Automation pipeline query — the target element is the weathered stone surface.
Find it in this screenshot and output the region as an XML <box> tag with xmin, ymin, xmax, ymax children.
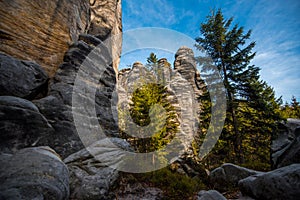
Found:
<box><xmin>239</xmin><ymin>164</ymin><xmax>300</xmax><ymax>200</ymax></box>
<box><xmin>117</xmin><ymin>183</ymin><xmax>163</xmax><ymax>200</ymax></box>
<box><xmin>64</xmin><ymin>138</ymin><xmax>132</xmax><ymax>200</ymax></box>
<box><xmin>174</xmin><ymin>46</ymin><xmax>203</xmax><ymax>99</ymax></box>
<box><xmin>34</xmin><ymin>34</ymin><xmax>119</xmax><ymax>158</ymax></box>
<box><xmin>117</xmin><ymin>47</ymin><xmax>203</xmax><ymax>160</ymax></box>
<box><xmin>0</xmin><ymin>96</ymin><xmax>54</xmax><ymax>153</ymax></box>
<box><xmin>272</xmin><ymin>118</ymin><xmax>300</xmax><ymax>168</ymax></box>
<box><xmin>0</xmin><ymin>0</ymin><xmax>90</xmax><ymax>77</ymax></box>
<box><xmin>0</xmin><ymin>53</ymin><xmax>48</xmax><ymax>99</ymax></box>
<box><xmin>209</xmin><ymin>163</ymin><xmax>262</xmax><ymax>192</ymax></box>
<box><xmin>0</xmin><ymin>146</ymin><xmax>69</xmax><ymax>200</ymax></box>
<box><xmin>89</xmin><ymin>0</ymin><xmax>122</xmax><ymax>73</ymax></box>
<box><xmin>197</xmin><ymin>190</ymin><xmax>226</xmax><ymax>200</ymax></box>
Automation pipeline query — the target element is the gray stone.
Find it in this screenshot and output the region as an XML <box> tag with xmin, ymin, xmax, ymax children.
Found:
<box><xmin>0</xmin><ymin>146</ymin><xmax>69</xmax><ymax>200</ymax></box>
<box><xmin>117</xmin><ymin>183</ymin><xmax>163</xmax><ymax>200</ymax></box>
<box><xmin>197</xmin><ymin>190</ymin><xmax>226</xmax><ymax>200</ymax></box>
<box><xmin>0</xmin><ymin>53</ymin><xmax>48</xmax><ymax>100</ymax></box>
<box><xmin>0</xmin><ymin>96</ymin><xmax>54</xmax><ymax>153</ymax></box>
<box><xmin>239</xmin><ymin>164</ymin><xmax>300</xmax><ymax>200</ymax></box>
<box><xmin>209</xmin><ymin>163</ymin><xmax>262</xmax><ymax>192</ymax></box>
<box><xmin>34</xmin><ymin>34</ymin><xmax>119</xmax><ymax>158</ymax></box>
<box><xmin>64</xmin><ymin>138</ymin><xmax>132</xmax><ymax>200</ymax></box>
<box><xmin>272</xmin><ymin>118</ymin><xmax>300</xmax><ymax>168</ymax></box>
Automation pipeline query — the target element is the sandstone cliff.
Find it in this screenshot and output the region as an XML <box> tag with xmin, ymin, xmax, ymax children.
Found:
<box><xmin>117</xmin><ymin>47</ymin><xmax>203</xmax><ymax>159</ymax></box>
<box><xmin>0</xmin><ymin>0</ymin><xmax>121</xmax><ymax>77</ymax></box>
<box><xmin>0</xmin><ymin>1</ymin><xmax>125</xmax><ymax>199</ymax></box>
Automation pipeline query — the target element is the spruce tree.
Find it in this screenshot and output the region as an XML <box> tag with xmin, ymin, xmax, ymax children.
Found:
<box><xmin>195</xmin><ymin>9</ymin><xmax>283</xmax><ymax>168</ymax></box>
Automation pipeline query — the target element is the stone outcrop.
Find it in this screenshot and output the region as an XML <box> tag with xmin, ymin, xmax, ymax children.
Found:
<box><xmin>209</xmin><ymin>163</ymin><xmax>262</xmax><ymax>192</ymax></box>
<box><xmin>89</xmin><ymin>0</ymin><xmax>122</xmax><ymax>73</ymax></box>
<box><xmin>34</xmin><ymin>34</ymin><xmax>118</xmax><ymax>158</ymax></box>
<box><xmin>116</xmin><ymin>183</ymin><xmax>163</xmax><ymax>200</ymax></box>
<box><xmin>0</xmin><ymin>146</ymin><xmax>69</xmax><ymax>200</ymax></box>
<box><xmin>197</xmin><ymin>190</ymin><xmax>226</xmax><ymax>200</ymax></box>
<box><xmin>117</xmin><ymin>47</ymin><xmax>202</xmax><ymax>159</ymax></box>
<box><xmin>271</xmin><ymin>118</ymin><xmax>300</xmax><ymax>168</ymax></box>
<box><xmin>0</xmin><ymin>0</ymin><xmax>122</xmax><ymax>76</ymax></box>
<box><xmin>0</xmin><ymin>0</ymin><xmax>123</xmax><ymax>199</ymax></box>
<box><xmin>0</xmin><ymin>53</ymin><xmax>48</xmax><ymax>99</ymax></box>
<box><xmin>0</xmin><ymin>0</ymin><xmax>90</xmax><ymax>77</ymax></box>
<box><xmin>239</xmin><ymin>164</ymin><xmax>300</xmax><ymax>200</ymax></box>
<box><xmin>0</xmin><ymin>96</ymin><xmax>54</xmax><ymax>153</ymax></box>
<box><xmin>64</xmin><ymin>138</ymin><xmax>131</xmax><ymax>199</ymax></box>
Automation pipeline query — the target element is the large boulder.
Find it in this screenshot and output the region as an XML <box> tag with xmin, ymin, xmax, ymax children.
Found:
<box><xmin>239</xmin><ymin>164</ymin><xmax>300</xmax><ymax>200</ymax></box>
<box><xmin>0</xmin><ymin>146</ymin><xmax>69</xmax><ymax>200</ymax></box>
<box><xmin>64</xmin><ymin>138</ymin><xmax>132</xmax><ymax>200</ymax></box>
<box><xmin>272</xmin><ymin>118</ymin><xmax>300</xmax><ymax>168</ymax></box>
<box><xmin>209</xmin><ymin>163</ymin><xmax>262</xmax><ymax>192</ymax></box>
<box><xmin>0</xmin><ymin>96</ymin><xmax>54</xmax><ymax>153</ymax></box>
<box><xmin>197</xmin><ymin>190</ymin><xmax>226</xmax><ymax>200</ymax></box>
<box><xmin>0</xmin><ymin>53</ymin><xmax>48</xmax><ymax>99</ymax></box>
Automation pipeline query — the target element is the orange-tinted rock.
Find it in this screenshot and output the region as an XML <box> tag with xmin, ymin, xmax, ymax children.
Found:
<box><xmin>0</xmin><ymin>0</ymin><xmax>90</xmax><ymax>77</ymax></box>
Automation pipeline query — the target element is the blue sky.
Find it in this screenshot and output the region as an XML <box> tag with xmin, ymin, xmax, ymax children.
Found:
<box><xmin>119</xmin><ymin>0</ymin><xmax>300</xmax><ymax>103</ymax></box>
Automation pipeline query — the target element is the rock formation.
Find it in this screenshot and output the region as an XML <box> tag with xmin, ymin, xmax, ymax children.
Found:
<box><xmin>271</xmin><ymin>118</ymin><xmax>300</xmax><ymax>168</ymax></box>
<box><xmin>239</xmin><ymin>164</ymin><xmax>300</xmax><ymax>200</ymax></box>
<box><xmin>0</xmin><ymin>1</ymin><xmax>124</xmax><ymax>199</ymax></box>
<box><xmin>0</xmin><ymin>0</ymin><xmax>121</xmax><ymax>76</ymax></box>
<box><xmin>197</xmin><ymin>190</ymin><xmax>227</xmax><ymax>200</ymax></box>
<box><xmin>0</xmin><ymin>96</ymin><xmax>55</xmax><ymax>153</ymax></box>
<box><xmin>0</xmin><ymin>146</ymin><xmax>69</xmax><ymax>200</ymax></box>
<box><xmin>117</xmin><ymin>47</ymin><xmax>203</xmax><ymax>160</ymax></box>
<box><xmin>0</xmin><ymin>53</ymin><xmax>48</xmax><ymax>99</ymax></box>
<box><xmin>209</xmin><ymin>163</ymin><xmax>262</xmax><ymax>192</ymax></box>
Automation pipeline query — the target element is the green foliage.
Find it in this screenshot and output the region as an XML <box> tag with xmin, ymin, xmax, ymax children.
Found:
<box><xmin>195</xmin><ymin>9</ymin><xmax>283</xmax><ymax>170</ymax></box>
<box><xmin>146</xmin><ymin>52</ymin><xmax>158</xmax><ymax>71</ymax></box>
<box><xmin>122</xmin><ymin>82</ymin><xmax>178</xmax><ymax>153</ymax></box>
<box><xmin>280</xmin><ymin>96</ymin><xmax>300</xmax><ymax>119</ymax></box>
<box><xmin>132</xmin><ymin>167</ymin><xmax>207</xmax><ymax>199</ymax></box>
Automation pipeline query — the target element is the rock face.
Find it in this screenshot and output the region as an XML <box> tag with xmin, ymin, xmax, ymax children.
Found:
<box><xmin>89</xmin><ymin>0</ymin><xmax>122</xmax><ymax>73</ymax></box>
<box><xmin>209</xmin><ymin>163</ymin><xmax>262</xmax><ymax>192</ymax></box>
<box><xmin>64</xmin><ymin>138</ymin><xmax>132</xmax><ymax>200</ymax></box>
<box><xmin>0</xmin><ymin>0</ymin><xmax>123</xmax><ymax>199</ymax></box>
<box><xmin>239</xmin><ymin>164</ymin><xmax>300</xmax><ymax>200</ymax></box>
<box><xmin>0</xmin><ymin>0</ymin><xmax>90</xmax><ymax>77</ymax></box>
<box><xmin>117</xmin><ymin>47</ymin><xmax>202</xmax><ymax>158</ymax></box>
<box><xmin>0</xmin><ymin>0</ymin><xmax>122</xmax><ymax>76</ymax></box>
<box><xmin>0</xmin><ymin>96</ymin><xmax>54</xmax><ymax>153</ymax></box>
<box><xmin>0</xmin><ymin>53</ymin><xmax>48</xmax><ymax>100</ymax></box>
<box><xmin>197</xmin><ymin>190</ymin><xmax>226</xmax><ymax>200</ymax></box>
<box><xmin>271</xmin><ymin>118</ymin><xmax>300</xmax><ymax>168</ymax></box>
<box><xmin>0</xmin><ymin>146</ymin><xmax>69</xmax><ymax>200</ymax></box>
<box><xmin>34</xmin><ymin>34</ymin><xmax>119</xmax><ymax>158</ymax></box>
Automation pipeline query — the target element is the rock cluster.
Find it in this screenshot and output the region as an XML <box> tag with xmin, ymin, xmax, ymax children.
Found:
<box><xmin>0</xmin><ymin>147</ymin><xmax>69</xmax><ymax>200</ymax></box>
<box><xmin>271</xmin><ymin>118</ymin><xmax>300</xmax><ymax>168</ymax></box>
<box><xmin>0</xmin><ymin>1</ymin><xmax>124</xmax><ymax>199</ymax></box>
<box><xmin>117</xmin><ymin>47</ymin><xmax>203</xmax><ymax>158</ymax></box>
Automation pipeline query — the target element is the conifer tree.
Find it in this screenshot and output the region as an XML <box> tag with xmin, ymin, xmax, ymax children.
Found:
<box><xmin>127</xmin><ymin>83</ymin><xmax>178</xmax><ymax>153</ymax></box>
<box><xmin>195</xmin><ymin>9</ymin><xmax>283</xmax><ymax>168</ymax></box>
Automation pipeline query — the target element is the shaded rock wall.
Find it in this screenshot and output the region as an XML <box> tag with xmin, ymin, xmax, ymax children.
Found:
<box><xmin>271</xmin><ymin>118</ymin><xmax>300</xmax><ymax>168</ymax></box>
